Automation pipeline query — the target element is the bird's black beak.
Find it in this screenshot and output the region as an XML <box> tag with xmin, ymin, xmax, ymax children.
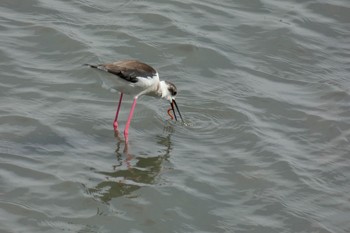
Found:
<box><xmin>170</xmin><ymin>99</ymin><xmax>184</xmax><ymax>122</ymax></box>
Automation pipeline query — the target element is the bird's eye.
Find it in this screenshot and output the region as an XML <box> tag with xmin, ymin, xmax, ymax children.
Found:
<box><xmin>173</xmin><ymin>91</ymin><xmax>177</xmax><ymax>96</ymax></box>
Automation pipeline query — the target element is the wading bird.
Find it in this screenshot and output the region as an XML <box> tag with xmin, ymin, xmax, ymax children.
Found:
<box><xmin>85</xmin><ymin>60</ymin><xmax>183</xmax><ymax>142</ymax></box>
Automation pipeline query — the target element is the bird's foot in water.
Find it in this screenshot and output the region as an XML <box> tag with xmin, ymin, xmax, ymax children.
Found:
<box><xmin>113</xmin><ymin>121</ymin><xmax>118</xmax><ymax>131</ymax></box>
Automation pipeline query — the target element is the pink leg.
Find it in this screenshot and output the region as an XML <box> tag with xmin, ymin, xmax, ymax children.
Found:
<box><xmin>124</xmin><ymin>97</ymin><xmax>138</xmax><ymax>142</ymax></box>
<box><xmin>113</xmin><ymin>93</ymin><xmax>123</xmax><ymax>131</ymax></box>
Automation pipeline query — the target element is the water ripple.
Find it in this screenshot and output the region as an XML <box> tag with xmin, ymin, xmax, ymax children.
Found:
<box><xmin>1</xmin><ymin>0</ymin><xmax>350</xmax><ymax>232</ymax></box>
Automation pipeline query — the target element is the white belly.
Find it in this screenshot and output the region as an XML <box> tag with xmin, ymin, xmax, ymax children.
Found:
<box><xmin>100</xmin><ymin>72</ymin><xmax>159</xmax><ymax>97</ymax></box>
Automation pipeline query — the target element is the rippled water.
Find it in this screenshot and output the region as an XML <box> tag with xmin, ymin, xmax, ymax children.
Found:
<box><xmin>1</xmin><ymin>0</ymin><xmax>350</xmax><ymax>232</ymax></box>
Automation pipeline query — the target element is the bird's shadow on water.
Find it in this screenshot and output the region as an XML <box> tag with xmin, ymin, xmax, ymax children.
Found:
<box><xmin>86</xmin><ymin>127</ymin><xmax>174</xmax><ymax>203</ymax></box>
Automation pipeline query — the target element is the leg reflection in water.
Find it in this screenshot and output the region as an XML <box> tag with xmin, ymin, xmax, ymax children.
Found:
<box><xmin>87</xmin><ymin>128</ymin><xmax>174</xmax><ymax>203</ymax></box>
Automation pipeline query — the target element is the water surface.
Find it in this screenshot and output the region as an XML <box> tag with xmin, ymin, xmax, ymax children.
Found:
<box><xmin>1</xmin><ymin>0</ymin><xmax>350</xmax><ymax>232</ymax></box>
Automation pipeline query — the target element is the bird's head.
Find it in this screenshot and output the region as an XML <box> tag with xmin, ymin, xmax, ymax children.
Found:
<box><xmin>159</xmin><ymin>81</ymin><xmax>184</xmax><ymax>122</ymax></box>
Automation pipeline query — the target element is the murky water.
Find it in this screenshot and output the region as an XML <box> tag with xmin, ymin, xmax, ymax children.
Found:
<box><xmin>1</xmin><ymin>0</ymin><xmax>350</xmax><ymax>232</ymax></box>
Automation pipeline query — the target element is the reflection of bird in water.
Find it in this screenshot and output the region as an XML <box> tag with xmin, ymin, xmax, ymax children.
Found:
<box><xmin>87</xmin><ymin>134</ymin><xmax>173</xmax><ymax>203</ymax></box>
<box><xmin>85</xmin><ymin>60</ymin><xmax>184</xmax><ymax>142</ymax></box>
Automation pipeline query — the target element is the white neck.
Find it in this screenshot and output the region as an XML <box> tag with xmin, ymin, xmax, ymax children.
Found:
<box><xmin>157</xmin><ymin>81</ymin><xmax>168</xmax><ymax>98</ymax></box>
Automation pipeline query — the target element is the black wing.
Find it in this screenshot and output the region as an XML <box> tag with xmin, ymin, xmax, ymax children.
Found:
<box><xmin>86</xmin><ymin>60</ymin><xmax>157</xmax><ymax>83</ymax></box>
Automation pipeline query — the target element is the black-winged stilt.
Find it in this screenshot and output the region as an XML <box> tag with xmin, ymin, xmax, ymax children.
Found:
<box><xmin>85</xmin><ymin>60</ymin><xmax>183</xmax><ymax>142</ymax></box>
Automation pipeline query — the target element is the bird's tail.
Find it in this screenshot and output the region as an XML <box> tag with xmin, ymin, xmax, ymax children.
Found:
<box><xmin>83</xmin><ymin>64</ymin><xmax>98</xmax><ymax>69</ymax></box>
<box><xmin>84</xmin><ymin>64</ymin><xmax>109</xmax><ymax>73</ymax></box>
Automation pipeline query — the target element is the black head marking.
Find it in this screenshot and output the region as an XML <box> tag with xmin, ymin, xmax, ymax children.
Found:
<box><xmin>165</xmin><ymin>81</ymin><xmax>178</xmax><ymax>96</ymax></box>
